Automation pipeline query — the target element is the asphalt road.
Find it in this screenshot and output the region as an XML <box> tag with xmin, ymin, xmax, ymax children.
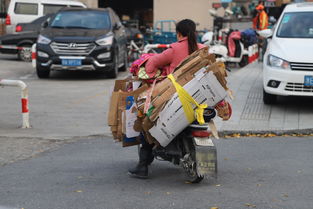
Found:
<box><xmin>0</xmin><ymin>136</ymin><xmax>313</xmax><ymax>209</ymax></box>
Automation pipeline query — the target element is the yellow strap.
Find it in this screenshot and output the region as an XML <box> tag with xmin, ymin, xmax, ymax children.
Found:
<box><xmin>167</xmin><ymin>74</ymin><xmax>207</xmax><ymax>124</ymax></box>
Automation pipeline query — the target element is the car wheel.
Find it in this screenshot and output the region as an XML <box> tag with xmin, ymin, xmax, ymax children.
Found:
<box><xmin>18</xmin><ymin>45</ymin><xmax>32</xmax><ymax>62</ymax></box>
<box><xmin>263</xmin><ymin>89</ymin><xmax>277</xmax><ymax>104</ymax></box>
<box><xmin>36</xmin><ymin>63</ymin><xmax>50</xmax><ymax>79</ymax></box>
<box><xmin>119</xmin><ymin>51</ymin><xmax>128</xmax><ymax>72</ymax></box>
<box><xmin>108</xmin><ymin>51</ymin><xmax>119</xmax><ymax>78</ymax></box>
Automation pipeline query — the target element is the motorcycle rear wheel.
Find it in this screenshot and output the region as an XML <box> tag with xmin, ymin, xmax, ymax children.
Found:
<box><xmin>183</xmin><ymin>153</ymin><xmax>204</xmax><ymax>184</ymax></box>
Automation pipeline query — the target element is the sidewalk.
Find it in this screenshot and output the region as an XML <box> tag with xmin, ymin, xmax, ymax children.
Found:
<box><xmin>216</xmin><ymin>61</ymin><xmax>313</xmax><ymax>135</ymax></box>
<box><xmin>1</xmin><ymin>61</ymin><xmax>312</xmax><ymax>140</ymax></box>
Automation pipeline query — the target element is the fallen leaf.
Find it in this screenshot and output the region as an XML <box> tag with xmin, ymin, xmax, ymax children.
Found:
<box><xmin>257</xmin><ymin>184</ymin><xmax>262</xmax><ymax>187</ymax></box>
<box><xmin>224</xmin><ymin>158</ymin><xmax>229</xmax><ymax>160</ymax></box>
<box><xmin>74</xmin><ymin>190</ymin><xmax>83</xmax><ymax>193</ymax></box>
<box><xmin>215</xmin><ymin>184</ymin><xmax>221</xmax><ymax>187</ymax></box>
<box><xmin>211</xmin><ymin>207</ymin><xmax>219</xmax><ymax>209</ymax></box>
<box><xmin>185</xmin><ymin>181</ymin><xmax>192</xmax><ymax>184</ymax></box>
<box><xmin>244</xmin><ymin>203</ymin><xmax>256</xmax><ymax>208</ymax></box>
<box><xmin>144</xmin><ymin>191</ymin><xmax>151</xmax><ymax>195</ymax></box>
<box><xmin>166</xmin><ymin>192</ymin><xmax>171</xmax><ymax>195</ymax></box>
<box><xmin>282</xmin><ymin>193</ymin><xmax>288</xmax><ymax>197</ymax></box>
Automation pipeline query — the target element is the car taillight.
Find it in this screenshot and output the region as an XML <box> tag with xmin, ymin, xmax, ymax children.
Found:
<box><xmin>16</xmin><ymin>25</ymin><xmax>22</xmax><ymax>32</ymax></box>
<box><xmin>5</xmin><ymin>14</ymin><xmax>11</xmax><ymax>25</ymax></box>
<box><xmin>192</xmin><ymin>131</ymin><xmax>211</xmax><ymax>137</ymax></box>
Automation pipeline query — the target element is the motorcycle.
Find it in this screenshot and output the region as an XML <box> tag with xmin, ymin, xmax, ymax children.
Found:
<box><xmin>148</xmin><ymin>107</ymin><xmax>218</xmax><ymax>183</ymax></box>
<box><xmin>203</xmin><ymin>9</ymin><xmax>250</xmax><ymax>68</ymax></box>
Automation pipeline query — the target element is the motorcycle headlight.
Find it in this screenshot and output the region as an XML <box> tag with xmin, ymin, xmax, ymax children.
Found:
<box><xmin>268</xmin><ymin>54</ymin><xmax>290</xmax><ymax>69</ymax></box>
<box><xmin>96</xmin><ymin>34</ymin><xmax>114</xmax><ymax>46</ymax></box>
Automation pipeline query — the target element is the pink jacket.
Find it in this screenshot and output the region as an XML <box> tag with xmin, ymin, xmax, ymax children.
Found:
<box><xmin>145</xmin><ymin>37</ymin><xmax>205</xmax><ymax>77</ymax></box>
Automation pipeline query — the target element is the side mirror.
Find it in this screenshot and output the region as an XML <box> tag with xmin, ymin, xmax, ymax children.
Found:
<box><xmin>0</xmin><ymin>12</ymin><xmax>7</xmax><ymax>19</ymax></box>
<box><xmin>257</xmin><ymin>29</ymin><xmax>273</xmax><ymax>39</ymax></box>
<box><xmin>114</xmin><ymin>23</ymin><xmax>122</xmax><ymax>30</ymax></box>
<box><xmin>42</xmin><ymin>21</ymin><xmax>49</xmax><ymax>28</ymax></box>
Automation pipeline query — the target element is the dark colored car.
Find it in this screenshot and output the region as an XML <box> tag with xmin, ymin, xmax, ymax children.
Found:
<box><xmin>15</xmin><ymin>14</ymin><xmax>54</xmax><ymax>33</ymax></box>
<box><xmin>36</xmin><ymin>8</ymin><xmax>128</xmax><ymax>78</ymax></box>
<box><xmin>0</xmin><ymin>14</ymin><xmax>53</xmax><ymax>62</ymax></box>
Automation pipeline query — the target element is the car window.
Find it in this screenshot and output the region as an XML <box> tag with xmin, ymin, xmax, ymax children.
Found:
<box><xmin>14</xmin><ymin>3</ymin><xmax>38</xmax><ymax>15</ymax></box>
<box><xmin>277</xmin><ymin>12</ymin><xmax>313</xmax><ymax>38</ymax></box>
<box><xmin>50</xmin><ymin>11</ymin><xmax>111</xmax><ymax>29</ymax></box>
<box><xmin>43</xmin><ymin>4</ymin><xmax>66</xmax><ymax>15</ymax></box>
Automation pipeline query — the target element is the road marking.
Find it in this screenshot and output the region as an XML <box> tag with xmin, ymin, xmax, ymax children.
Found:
<box><xmin>19</xmin><ymin>73</ymin><xmax>35</xmax><ymax>80</ymax></box>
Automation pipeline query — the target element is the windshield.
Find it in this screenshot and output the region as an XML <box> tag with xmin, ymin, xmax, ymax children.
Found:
<box><xmin>277</xmin><ymin>12</ymin><xmax>313</xmax><ymax>38</ymax></box>
<box><xmin>50</xmin><ymin>10</ymin><xmax>111</xmax><ymax>29</ymax></box>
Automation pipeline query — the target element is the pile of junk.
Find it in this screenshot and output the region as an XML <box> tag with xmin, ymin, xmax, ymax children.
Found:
<box><xmin>107</xmin><ymin>47</ymin><xmax>233</xmax><ymax>183</ymax></box>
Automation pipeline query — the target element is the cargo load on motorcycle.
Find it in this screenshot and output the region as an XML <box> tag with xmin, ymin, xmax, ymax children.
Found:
<box><xmin>107</xmin><ymin>47</ymin><xmax>233</xmax><ymax>182</ymax></box>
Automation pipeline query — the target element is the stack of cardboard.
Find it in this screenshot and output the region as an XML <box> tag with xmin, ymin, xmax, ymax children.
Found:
<box><xmin>107</xmin><ymin>47</ymin><xmax>230</xmax><ymax>147</ymax></box>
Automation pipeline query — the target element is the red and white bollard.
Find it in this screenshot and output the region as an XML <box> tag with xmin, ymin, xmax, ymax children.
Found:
<box><xmin>32</xmin><ymin>43</ymin><xmax>37</xmax><ymax>68</ymax></box>
<box><xmin>248</xmin><ymin>44</ymin><xmax>259</xmax><ymax>63</ymax></box>
<box><xmin>0</xmin><ymin>79</ymin><xmax>30</xmax><ymax>128</ymax></box>
<box><xmin>143</xmin><ymin>44</ymin><xmax>170</xmax><ymax>53</ymax></box>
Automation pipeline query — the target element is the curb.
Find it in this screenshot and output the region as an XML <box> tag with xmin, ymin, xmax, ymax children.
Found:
<box><xmin>218</xmin><ymin>128</ymin><xmax>313</xmax><ymax>138</ymax></box>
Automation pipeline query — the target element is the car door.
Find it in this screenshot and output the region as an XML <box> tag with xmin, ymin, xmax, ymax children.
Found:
<box><xmin>111</xmin><ymin>11</ymin><xmax>127</xmax><ymax>65</ymax></box>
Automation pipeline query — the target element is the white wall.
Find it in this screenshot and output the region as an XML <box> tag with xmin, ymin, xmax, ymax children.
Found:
<box><xmin>78</xmin><ymin>0</ymin><xmax>98</xmax><ymax>8</ymax></box>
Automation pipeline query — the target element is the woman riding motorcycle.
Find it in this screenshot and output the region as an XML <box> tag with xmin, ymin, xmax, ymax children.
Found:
<box><xmin>128</xmin><ymin>19</ymin><xmax>206</xmax><ymax>179</ymax></box>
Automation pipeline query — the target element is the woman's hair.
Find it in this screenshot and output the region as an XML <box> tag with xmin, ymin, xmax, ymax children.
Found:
<box><xmin>176</xmin><ymin>19</ymin><xmax>198</xmax><ymax>55</ymax></box>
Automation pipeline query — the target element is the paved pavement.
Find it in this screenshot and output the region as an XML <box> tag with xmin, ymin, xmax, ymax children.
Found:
<box><xmin>1</xmin><ymin>136</ymin><xmax>313</xmax><ymax>209</ymax></box>
<box><xmin>215</xmin><ymin>61</ymin><xmax>313</xmax><ymax>135</ymax></box>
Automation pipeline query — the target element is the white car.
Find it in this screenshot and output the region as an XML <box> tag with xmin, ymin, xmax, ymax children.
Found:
<box><xmin>263</xmin><ymin>2</ymin><xmax>313</xmax><ymax>104</ymax></box>
<box><xmin>4</xmin><ymin>0</ymin><xmax>86</xmax><ymax>34</ymax></box>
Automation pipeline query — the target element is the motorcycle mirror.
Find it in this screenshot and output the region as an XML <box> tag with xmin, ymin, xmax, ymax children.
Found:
<box><xmin>257</xmin><ymin>29</ymin><xmax>273</xmax><ymax>39</ymax></box>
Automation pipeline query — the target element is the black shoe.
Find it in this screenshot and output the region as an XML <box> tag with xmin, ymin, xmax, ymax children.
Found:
<box><xmin>128</xmin><ymin>164</ymin><xmax>148</xmax><ymax>179</ymax></box>
<box><xmin>128</xmin><ymin>146</ymin><xmax>152</xmax><ymax>179</ymax></box>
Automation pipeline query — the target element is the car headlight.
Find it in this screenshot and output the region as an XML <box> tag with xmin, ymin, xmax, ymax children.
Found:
<box><xmin>96</xmin><ymin>34</ymin><xmax>114</xmax><ymax>46</ymax></box>
<box><xmin>268</xmin><ymin>54</ymin><xmax>290</xmax><ymax>69</ymax></box>
<box><xmin>37</xmin><ymin>35</ymin><xmax>51</xmax><ymax>45</ymax></box>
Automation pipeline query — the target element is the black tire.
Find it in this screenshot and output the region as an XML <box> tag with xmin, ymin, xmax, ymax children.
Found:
<box><xmin>263</xmin><ymin>89</ymin><xmax>277</xmax><ymax>104</ymax></box>
<box><xmin>18</xmin><ymin>45</ymin><xmax>32</xmax><ymax>62</ymax></box>
<box><xmin>108</xmin><ymin>51</ymin><xmax>119</xmax><ymax>78</ymax></box>
<box><xmin>239</xmin><ymin>55</ymin><xmax>249</xmax><ymax>68</ymax></box>
<box><xmin>119</xmin><ymin>50</ymin><xmax>128</xmax><ymax>72</ymax></box>
<box><xmin>188</xmin><ymin>176</ymin><xmax>204</xmax><ymax>184</ymax></box>
<box><xmin>36</xmin><ymin>63</ymin><xmax>50</xmax><ymax>79</ymax></box>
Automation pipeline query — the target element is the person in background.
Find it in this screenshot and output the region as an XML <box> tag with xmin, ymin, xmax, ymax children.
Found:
<box><xmin>256</xmin><ymin>3</ymin><xmax>269</xmax><ymax>30</ymax></box>
<box><xmin>128</xmin><ymin>19</ymin><xmax>205</xmax><ymax>179</ymax></box>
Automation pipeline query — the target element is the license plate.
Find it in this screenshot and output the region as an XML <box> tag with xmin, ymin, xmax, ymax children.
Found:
<box><xmin>304</xmin><ymin>75</ymin><xmax>313</xmax><ymax>86</ymax></box>
<box><xmin>61</xmin><ymin>59</ymin><xmax>81</xmax><ymax>66</ymax></box>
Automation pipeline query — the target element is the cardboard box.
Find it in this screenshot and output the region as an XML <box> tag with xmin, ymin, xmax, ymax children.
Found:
<box><xmin>149</xmin><ymin>70</ymin><xmax>227</xmax><ymax>147</ymax></box>
<box><xmin>107</xmin><ymin>79</ymin><xmax>148</xmax><ymax>142</ymax></box>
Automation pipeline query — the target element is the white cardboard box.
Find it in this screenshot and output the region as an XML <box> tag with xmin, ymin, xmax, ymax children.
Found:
<box><xmin>149</xmin><ymin>69</ymin><xmax>227</xmax><ymax>147</ymax></box>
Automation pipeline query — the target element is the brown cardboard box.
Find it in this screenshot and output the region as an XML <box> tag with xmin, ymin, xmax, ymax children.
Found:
<box><xmin>107</xmin><ymin>79</ymin><xmax>148</xmax><ymax>143</ymax></box>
